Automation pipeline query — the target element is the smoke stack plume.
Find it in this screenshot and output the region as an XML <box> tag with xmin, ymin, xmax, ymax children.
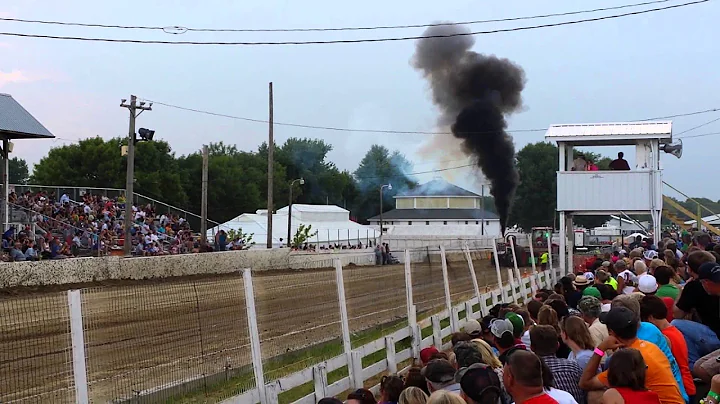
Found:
<box><xmin>412</xmin><ymin>23</ymin><xmax>525</xmax><ymax>233</ymax></box>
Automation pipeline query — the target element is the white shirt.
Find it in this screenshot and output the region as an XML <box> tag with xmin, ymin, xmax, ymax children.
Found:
<box><xmin>547</xmin><ymin>388</ymin><xmax>578</xmax><ymax>404</ymax></box>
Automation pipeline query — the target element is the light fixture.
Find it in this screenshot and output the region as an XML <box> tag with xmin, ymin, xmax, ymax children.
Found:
<box><xmin>138</xmin><ymin>128</ymin><xmax>155</xmax><ymax>141</ymax></box>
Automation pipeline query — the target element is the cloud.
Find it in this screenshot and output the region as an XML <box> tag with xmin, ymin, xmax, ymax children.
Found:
<box><xmin>0</xmin><ymin>69</ymin><xmax>54</xmax><ymax>88</ymax></box>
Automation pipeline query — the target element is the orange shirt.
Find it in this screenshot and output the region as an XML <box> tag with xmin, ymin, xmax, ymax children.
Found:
<box><xmin>598</xmin><ymin>339</ymin><xmax>684</xmax><ymax>404</ymax></box>
<box><xmin>662</xmin><ymin>325</ymin><xmax>696</xmax><ymax>396</ymax></box>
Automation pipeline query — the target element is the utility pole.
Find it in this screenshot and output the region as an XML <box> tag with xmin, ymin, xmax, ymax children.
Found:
<box><xmin>480</xmin><ymin>184</ymin><xmax>485</xmax><ymax>236</ymax></box>
<box><xmin>120</xmin><ymin>95</ymin><xmax>152</xmax><ymax>256</ymax></box>
<box><xmin>201</xmin><ymin>144</ymin><xmax>209</xmax><ymax>245</ymax></box>
<box><xmin>267</xmin><ymin>82</ymin><xmax>274</xmax><ymax>249</ymax></box>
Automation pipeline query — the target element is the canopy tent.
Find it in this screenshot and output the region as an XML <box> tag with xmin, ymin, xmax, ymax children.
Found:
<box><xmin>207</xmin><ymin>204</ymin><xmax>380</xmax><ymax>249</ymax></box>
<box><xmin>0</xmin><ymin>93</ymin><xmax>55</xmax><ymax>230</ymax></box>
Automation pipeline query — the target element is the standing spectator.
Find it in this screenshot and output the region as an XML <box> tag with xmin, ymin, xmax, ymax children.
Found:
<box><xmin>492</xmin><ymin>318</ymin><xmax>526</xmax><ymax>364</ymax></box>
<box><xmin>561</xmin><ymin>316</ymin><xmax>596</xmax><ymax>371</ymax></box>
<box><xmin>455</xmin><ymin>363</ymin><xmax>503</xmax><ymax>404</ymax></box>
<box><xmin>347</xmin><ymin>388</ymin><xmax>378</xmax><ymax>404</ymax></box>
<box><xmin>639</xmin><ymin>295</ymin><xmax>696</xmax><ymax>398</ymax></box>
<box><xmin>379</xmin><ymin>375</ymin><xmax>404</xmax><ymax>404</ymax></box>
<box><xmin>426</xmin><ymin>391</ymin><xmax>465</xmax><ymax>404</ymax></box>
<box><xmin>579</xmin><ymin>307</ymin><xmax>684</xmax><ymax>404</ymax></box>
<box><xmin>609</xmin><ymin>152</ymin><xmax>631</xmax><ymax>170</ymax></box>
<box><xmin>601</xmin><ymin>348</ymin><xmax>660</xmax><ymax>404</ymax></box>
<box><xmin>375</xmin><ymin>244</ymin><xmax>383</xmax><ymax>265</ymax></box>
<box><xmin>654</xmin><ymin>266</ymin><xmax>680</xmax><ymax>300</ymax></box>
<box><xmin>672</xmin><ymin>251</ymin><xmax>720</xmax><ymax>369</ymax></box>
<box><xmin>503</xmin><ymin>350</ymin><xmax>560</xmax><ymax>404</ymax></box>
<box><xmin>689</xmin><ymin>261</ymin><xmax>720</xmax><ymax>383</ymax></box>
<box><xmin>399</xmin><ymin>387</ymin><xmax>428</xmax><ymax>404</ymax></box>
<box><xmin>530</xmin><ymin>325</ymin><xmax>585</xmax><ymax>404</ymax></box>
<box><xmin>637</xmin><ymin>275</ymin><xmax>658</xmax><ymax>295</ymax></box>
<box><xmin>537</xmin><ymin>305</ymin><xmax>571</xmax><ymax>359</ymax></box>
<box><xmin>423</xmin><ymin>359</ymin><xmax>461</xmax><ymax>394</ymax></box>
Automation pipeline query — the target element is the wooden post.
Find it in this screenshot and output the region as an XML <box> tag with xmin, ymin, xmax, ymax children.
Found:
<box><xmin>431</xmin><ymin>315</ymin><xmax>442</xmax><ymax>348</ymax></box>
<box><xmin>491</xmin><ymin>239</ymin><xmax>505</xmax><ymax>303</ymax></box>
<box><xmin>385</xmin><ymin>336</ymin><xmax>397</xmax><ymax>374</ymax></box>
<box><xmin>463</xmin><ymin>243</ymin><xmax>481</xmax><ymax>312</ymax></box>
<box><xmin>509</xmin><ymin>237</ymin><xmax>528</xmax><ymax>303</ymax></box>
<box><xmin>266</xmin><ymin>82</ymin><xmax>274</xmax><ymax>249</ymax></box>
<box><xmin>404</xmin><ymin>249</ymin><xmax>419</xmax><ymax>360</ymax></box>
<box><xmin>527</xmin><ymin>234</ymin><xmax>539</xmax><ymax>294</ymax></box>
<box><xmin>547</xmin><ymin>233</ymin><xmax>555</xmax><ymax>287</ymax></box>
<box><xmin>439</xmin><ymin>246</ymin><xmax>454</xmax><ymax>332</ymax></box>
<box><xmin>200</xmin><ymin>144</ymin><xmax>209</xmax><ymax>244</ymax></box>
<box><xmin>313</xmin><ymin>363</ymin><xmax>328</xmax><ymax>401</ymax></box>
<box><xmin>68</xmin><ymin>290</ymin><xmax>89</xmax><ymax>404</ymax></box>
<box><xmin>335</xmin><ymin>259</ymin><xmax>359</xmax><ymax>389</ymax></box>
<box><xmin>243</xmin><ymin>269</ymin><xmax>268</xmax><ymax>404</ymax></box>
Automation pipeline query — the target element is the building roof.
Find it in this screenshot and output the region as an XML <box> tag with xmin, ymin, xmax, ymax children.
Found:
<box><xmin>545</xmin><ymin>121</ymin><xmax>671</xmax><ymax>146</ymax></box>
<box><xmin>0</xmin><ymin>93</ymin><xmax>54</xmax><ymax>139</ymax></box>
<box><xmin>396</xmin><ymin>179</ymin><xmax>479</xmax><ymax>198</ymax></box>
<box><xmin>368</xmin><ymin>208</ymin><xmax>498</xmax><ymax>221</ymax></box>
<box><xmin>276</xmin><ymin>204</ymin><xmax>348</xmax><ymax>214</ymax></box>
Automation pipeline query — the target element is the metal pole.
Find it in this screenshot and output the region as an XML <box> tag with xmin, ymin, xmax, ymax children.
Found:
<box><xmin>379</xmin><ymin>186</ymin><xmax>384</xmax><ymax>244</ymax></box>
<box><xmin>287</xmin><ymin>184</ymin><xmax>293</xmax><ymax>247</ymax></box>
<box><xmin>267</xmin><ymin>82</ymin><xmax>274</xmax><ymax>249</ymax></box>
<box><xmin>480</xmin><ymin>184</ymin><xmax>485</xmax><ymax>236</ymax></box>
<box><xmin>1</xmin><ymin>138</ymin><xmax>7</xmax><ymax>231</ymax></box>
<box><xmin>123</xmin><ymin>96</ymin><xmax>136</xmax><ymax>256</ymax></box>
<box><xmin>200</xmin><ymin>144</ymin><xmax>208</xmax><ymax>244</ymax></box>
<box><xmin>491</xmin><ymin>239</ymin><xmax>504</xmax><ymax>303</ymax></box>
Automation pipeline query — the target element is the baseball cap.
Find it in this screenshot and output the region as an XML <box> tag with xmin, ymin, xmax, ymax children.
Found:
<box><xmin>578</xmin><ymin>295</ymin><xmax>602</xmax><ymax>314</ymax></box>
<box><xmin>638</xmin><ymin>274</ymin><xmax>658</xmax><ymax>294</ymax></box>
<box><xmin>490</xmin><ymin>318</ymin><xmax>514</xmax><ymax>338</ymax></box>
<box><xmin>601</xmin><ymin>261</ymin><xmax>611</xmax><ymax>268</ymax></box>
<box><xmin>505</xmin><ymin>312</ymin><xmax>525</xmax><ymax>336</ymax></box>
<box><xmin>697</xmin><ymin>262</ymin><xmax>720</xmax><ymax>283</ymax></box>
<box><xmin>420</xmin><ymin>346</ymin><xmax>439</xmax><ymax>364</ymax></box>
<box><xmin>455</xmin><ymin>363</ymin><xmax>502</xmax><ymax>403</ymax></box>
<box><xmin>600</xmin><ymin>306</ymin><xmax>637</xmax><ymax>332</ymax></box>
<box><xmin>582</xmin><ymin>286</ymin><xmax>601</xmax><ymax>299</ymax></box>
<box><xmin>422</xmin><ymin>359</ymin><xmax>456</xmax><ymax>384</ymax></box>
<box><xmin>596</xmin><ymin>269</ymin><xmax>610</xmax><ymax>282</ymax></box>
<box><xmin>463</xmin><ymin>319</ymin><xmax>482</xmax><ymax>337</ymax></box>
<box><xmin>643</xmin><ymin>250</ymin><xmax>659</xmax><ymax>260</ymax></box>
<box><xmin>584</xmin><ymin>272</ymin><xmax>596</xmax><ymax>283</ymax></box>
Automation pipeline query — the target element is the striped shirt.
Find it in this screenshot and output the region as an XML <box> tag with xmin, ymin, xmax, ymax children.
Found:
<box><xmin>540</xmin><ymin>355</ymin><xmax>585</xmax><ymax>404</ymax></box>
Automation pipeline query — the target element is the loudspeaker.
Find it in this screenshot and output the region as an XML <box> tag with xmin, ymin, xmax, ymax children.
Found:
<box><xmin>662</xmin><ymin>139</ymin><xmax>683</xmax><ymax>159</ymax></box>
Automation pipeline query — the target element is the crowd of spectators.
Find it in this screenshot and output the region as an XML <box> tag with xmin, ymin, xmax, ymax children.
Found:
<box><xmin>317</xmin><ymin>230</ymin><xmax>720</xmax><ymax>404</ymax></box>
<box><xmin>2</xmin><ymin>190</ymin><xmax>198</xmax><ymax>260</ymax></box>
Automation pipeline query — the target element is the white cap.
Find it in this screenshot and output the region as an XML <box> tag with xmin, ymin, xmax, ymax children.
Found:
<box><xmin>638</xmin><ymin>274</ymin><xmax>658</xmax><ymax>294</ymax></box>
<box><xmin>643</xmin><ymin>250</ymin><xmax>659</xmax><ymax>260</ymax></box>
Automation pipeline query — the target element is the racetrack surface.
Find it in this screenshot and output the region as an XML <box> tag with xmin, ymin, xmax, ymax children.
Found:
<box><xmin>0</xmin><ymin>255</ymin><xmax>517</xmax><ymax>403</ymax></box>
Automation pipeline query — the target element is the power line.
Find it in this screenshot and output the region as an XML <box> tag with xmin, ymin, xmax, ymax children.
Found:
<box><xmin>0</xmin><ymin>0</ymin><xmax>673</xmax><ymax>33</ymax></box>
<box><xmin>678</xmin><ymin>131</ymin><xmax>720</xmax><ymax>139</ymax></box>
<box><xmin>674</xmin><ymin>115</ymin><xmax>720</xmax><ymax>136</ymax></box>
<box><xmin>0</xmin><ymin>0</ymin><xmax>707</xmax><ymax>46</ymax></box>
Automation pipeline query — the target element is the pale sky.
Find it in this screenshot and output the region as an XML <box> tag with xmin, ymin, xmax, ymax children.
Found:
<box><xmin>0</xmin><ymin>0</ymin><xmax>717</xmax><ymax>200</ymax></box>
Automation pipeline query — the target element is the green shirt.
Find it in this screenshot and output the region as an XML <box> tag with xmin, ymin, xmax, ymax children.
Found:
<box><xmin>656</xmin><ymin>284</ymin><xmax>680</xmax><ymax>300</ymax></box>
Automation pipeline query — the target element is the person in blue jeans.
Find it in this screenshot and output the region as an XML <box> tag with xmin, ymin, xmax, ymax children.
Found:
<box><xmin>673</xmin><ymin>251</ymin><xmax>720</xmax><ymax>369</ymax></box>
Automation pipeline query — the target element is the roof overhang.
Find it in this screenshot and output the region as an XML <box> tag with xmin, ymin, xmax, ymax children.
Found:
<box><xmin>545</xmin><ymin>121</ymin><xmax>672</xmax><ymax>146</ymax></box>
<box><xmin>0</xmin><ymin>93</ymin><xmax>55</xmax><ymax>140</ymax></box>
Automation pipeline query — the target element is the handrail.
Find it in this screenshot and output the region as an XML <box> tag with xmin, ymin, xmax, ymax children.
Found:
<box><xmin>134</xmin><ymin>192</ymin><xmax>221</xmax><ymax>226</ymax></box>
<box><xmin>663</xmin><ymin>181</ymin><xmax>720</xmax><ymax>220</ymax></box>
<box><xmin>662</xmin><ymin>195</ymin><xmax>720</xmax><ymax>235</ymax></box>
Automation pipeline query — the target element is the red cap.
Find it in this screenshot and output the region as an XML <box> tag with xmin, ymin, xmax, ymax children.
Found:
<box><xmin>420</xmin><ymin>346</ymin><xmax>439</xmax><ymax>365</ymax></box>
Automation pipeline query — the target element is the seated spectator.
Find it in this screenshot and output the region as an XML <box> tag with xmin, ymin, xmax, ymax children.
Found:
<box><xmin>672</xmin><ymin>251</ymin><xmax>720</xmax><ymax>369</ymax></box>
<box><xmin>455</xmin><ymin>363</ymin><xmax>503</xmax><ymax>404</ymax></box>
<box><xmin>399</xmin><ymin>387</ymin><xmax>428</xmax><ymax>404</ymax></box>
<box><xmin>422</xmin><ymin>359</ymin><xmax>461</xmax><ymax>394</ymax></box>
<box><xmin>578</xmin><ymin>296</ymin><xmax>608</xmax><ymax>347</ymax></box>
<box><xmin>426</xmin><ymin>390</ymin><xmax>465</xmax><ymax>404</ymax></box>
<box><xmin>23</xmin><ymin>241</ymin><xmax>38</xmax><ymax>261</ymax></box>
<box><xmin>639</xmin><ymin>295</ymin><xmax>696</xmax><ymax>397</ymax></box>
<box><xmin>492</xmin><ymin>318</ymin><xmax>526</xmax><ymax>364</ymax></box>
<box><xmin>347</xmin><ymin>388</ymin><xmax>378</xmax><ymax>404</ymax></box>
<box><xmin>611</xmin><ymin>295</ymin><xmax>688</xmax><ymax>401</ymax></box>
<box><xmin>579</xmin><ymin>307</ymin><xmax>685</xmax><ymax>404</ymax></box>
<box><xmin>9</xmin><ymin>242</ymin><xmax>25</xmax><ymax>262</ymax></box>
<box><xmin>503</xmin><ymin>350</ymin><xmax>561</xmax><ymax>404</ymax></box>
<box><xmin>530</xmin><ymin>325</ymin><xmax>584</xmax><ymax>404</ymax></box>
<box><xmin>601</xmin><ymin>348</ymin><xmax>660</xmax><ymax>404</ymax></box>
<box><xmin>561</xmin><ymin>315</ymin><xmax>596</xmax><ymax>371</ymax></box>
<box><xmin>654</xmin><ymin>266</ymin><xmax>680</xmax><ymax>300</ymax></box>
<box><xmin>405</xmin><ymin>367</ymin><xmax>431</xmax><ymax>396</ymax></box>
<box><xmin>379</xmin><ymin>375</ymin><xmax>404</xmax><ymax>404</ymax></box>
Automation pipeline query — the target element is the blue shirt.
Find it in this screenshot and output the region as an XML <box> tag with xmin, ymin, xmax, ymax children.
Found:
<box><xmin>568</xmin><ymin>349</ymin><xmax>595</xmax><ymax>371</ymax></box>
<box><xmin>638</xmin><ymin>322</ymin><xmax>689</xmax><ymax>402</ymax></box>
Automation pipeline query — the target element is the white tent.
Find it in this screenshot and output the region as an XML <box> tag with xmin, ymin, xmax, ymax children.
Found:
<box><xmin>207</xmin><ymin>204</ymin><xmax>380</xmax><ymax>248</ymax></box>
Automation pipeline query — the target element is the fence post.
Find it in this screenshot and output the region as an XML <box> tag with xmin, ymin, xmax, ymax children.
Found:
<box><xmin>265</xmin><ymin>381</ymin><xmax>280</xmax><ymax>404</ymax></box>
<box><xmin>385</xmin><ymin>336</ymin><xmax>397</xmax><ymax>374</ymax></box>
<box><xmin>313</xmin><ymin>363</ymin><xmax>328</xmax><ymax>402</ymax></box>
<box><xmin>451</xmin><ymin>306</ymin><xmax>460</xmax><ymax>334</ymax></box>
<box><xmin>335</xmin><ymin>259</ymin><xmax>360</xmax><ymax>389</ymax></box>
<box><xmin>431</xmin><ymin>315</ymin><xmax>442</xmax><ymax>348</ymax></box>
<box><xmin>404</xmin><ymin>249</ymin><xmax>419</xmax><ymax>360</ymax></box>
<box><xmin>465</xmin><ymin>301</ymin><xmax>474</xmax><ymax>321</ymax></box>
<box><xmin>463</xmin><ymin>243</ymin><xmax>481</xmax><ymax>315</ymax></box>
<box><xmin>509</xmin><ymin>237</ymin><xmax>528</xmax><ymax>303</ymax></box>
<box><xmin>351</xmin><ymin>350</ymin><xmax>364</xmax><ymax>389</ymax></box>
<box><xmin>491</xmin><ymin>239</ymin><xmax>505</xmax><ymax>303</ymax></box>
<box><xmin>438</xmin><ymin>246</ymin><xmax>455</xmax><ymax>332</ymax></box>
<box><xmin>68</xmin><ymin>290</ymin><xmax>89</xmax><ymax>404</ymax></box>
<box><xmin>243</xmin><ymin>269</ymin><xmax>268</xmax><ymax>404</ymax></box>
<box><xmin>526</xmin><ymin>234</ymin><xmax>539</xmax><ymax>294</ymax></box>
<box><xmin>547</xmin><ymin>233</ymin><xmax>555</xmax><ymax>287</ymax></box>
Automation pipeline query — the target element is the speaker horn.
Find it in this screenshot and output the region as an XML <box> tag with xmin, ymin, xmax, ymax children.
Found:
<box><xmin>662</xmin><ymin>139</ymin><xmax>683</xmax><ymax>159</ymax></box>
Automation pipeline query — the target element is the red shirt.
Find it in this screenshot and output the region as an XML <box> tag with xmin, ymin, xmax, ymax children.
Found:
<box><xmin>614</xmin><ymin>387</ymin><xmax>660</xmax><ymax>404</ymax></box>
<box><xmin>521</xmin><ymin>393</ymin><xmax>559</xmax><ymax>404</ymax></box>
<box><xmin>662</xmin><ymin>325</ymin><xmax>696</xmax><ymax>395</ymax></box>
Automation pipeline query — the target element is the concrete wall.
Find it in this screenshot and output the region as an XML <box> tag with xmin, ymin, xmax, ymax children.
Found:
<box><xmin>0</xmin><ymin>249</ymin><xmax>376</xmax><ymax>288</ymax></box>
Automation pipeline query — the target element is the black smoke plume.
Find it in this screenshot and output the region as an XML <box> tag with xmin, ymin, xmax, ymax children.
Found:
<box><xmin>412</xmin><ymin>23</ymin><xmax>525</xmax><ymax>233</ymax></box>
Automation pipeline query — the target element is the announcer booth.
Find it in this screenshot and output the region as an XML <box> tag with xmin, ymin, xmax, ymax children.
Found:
<box><xmin>545</xmin><ymin>121</ymin><xmax>681</xmax><ymax>275</ymax></box>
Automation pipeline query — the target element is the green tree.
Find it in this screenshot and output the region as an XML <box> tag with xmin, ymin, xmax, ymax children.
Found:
<box><xmin>353</xmin><ymin>145</ymin><xmax>417</xmax><ymax>223</ymax></box>
<box><xmin>9</xmin><ymin>157</ymin><xmax>29</xmax><ymax>184</ymax></box>
<box><xmin>226</xmin><ymin>228</ymin><xmax>255</xmax><ymax>249</ymax></box>
<box><xmin>292</xmin><ymin>224</ymin><xmax>318</xmax><ymax>248</ymax></box>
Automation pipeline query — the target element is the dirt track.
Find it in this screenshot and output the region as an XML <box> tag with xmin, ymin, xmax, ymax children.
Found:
<box><xmin>0</xmin><ymin>255</ymin><xmax>514</xmax><ymax>403</ymax></box>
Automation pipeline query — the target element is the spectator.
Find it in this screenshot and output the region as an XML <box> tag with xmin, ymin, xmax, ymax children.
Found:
<box><xmin>420</xmin><ymin>347</ymin><xmax>440</xmax><ymax>366</ymax></box>
<box><xmin>503</xmin><ymin>350</ymin><xmax>560</xmax><ymax>404</ymax></box>
<box><xmin>491</xmin><ymin>318</ymin><xmax>525</xmax><ymax>365</ymax></box>
<box><xmin>423</xmin><ymin>359</ymin><xmax>461</xmax><ymax>394</ymax></box>
<box><xmin>637</xmin><ymin>274</ymin><xmax>658</xmax><ymax>295</ymax></box>
<box><xmin>611</xmin><ymin>295</ymin><xmax>688</xmax><ymax>401</ymax></box>
<box><xmin>399</xmin><ymin>387</ymin><xmax>428</xmax><ymax>404</ymax></box>
<box><xmin>23</xmin><ymin>241</ymin><xmax>37</xmax><ymax>261</ymax></box>
<box><xmin>639</xmin><ymin>295</ymin><xmax>696</xmax><ymax>398</ymax></box>
<box><xmin>426</xmin><ymin>391</ymin><xmax>465</xmax><ymax>404</ymax></box>
<box><xmin>596</xmin><ymin>269</ymin><xmax>618</xmax><ymax>291</ymax></box>
<box><xmin>319</xmin><ymin>399</ymin><xmax>343</xmax><ymax>404</ymax></box>
<box><xmin>595</xmin><ymin>283</ymin><xmax>616</xmax><ymax>312</ymax></box>
<box><xmin>579</xmin><ymin>307</ymin><xmax>684</xmax><ymax>404</ymax></box>
<box><xmin>537</xmin><ymin>305</ymin><xmax>571</xmax><ymax>359</ymax></box>
<box><xmin>455</xmin><ymin>363</ymin><xmax>503</xmax><ymax>404</ymax></box>
<box><xmin>515</xmin><ymin>309</ymin><xmax>533</xmax><ymax>348</ymax></box>
<box><xmin>505</xmin><ymin>312</ymin><xmax>526</xmax><ymax>348</ymax></box>
<box><xmin>609</xmin><ymin>152</ymin><xmax>631</xmax><ymax>170</ymax></box>
<box><xmin>379</xmin><ymin>375</ymin><xmax>404</xmax><ymax>404</ymax></box>
<box><xmin>689</xmin><ymin>261</ymin><xmax>720</xmax><ymax>383</ymax></box>
<box><xmin>672</xmin><ymin>251</ymin><xmax>720</xmax><ymax>369</ymax></box>
<box><xmin>577</xmin><ymin>296</ymin><xmax>608</xmax><ymax>347</ymax></box>
<box><xmin>462</xmin><ymin>320</ymin><xmax>483</xmax><ymax>340</ymax></box>
<box><xmin>538</xmin><ymin>357</ymin><xmax>579</xmax><ymax>404</ymax></box>
<box><xmin>529</xmin><ymin>325</ymin><xmax>584</xmax><ymax>404</ymax></box>
<box><xmin>616</xmin><ymin>260</ymin><xmax>638</xmax><ymax>295</ymax></box>
<box><xmin>405</xmin><ymin>367</ymin><xmax>431</xmax><ymax>396</ymax></box>
<box><xmin>9</xmin><ymin>242</ymin><xmax>25</xmax><ymax>262</ymax></box>
<box><xmin>653</xmin><ymin>266</ymin><xmax>680</xmax><ymax>300</ymax></box>
<box><xmin>347</xmin><ymin>388</ymin><xmax>378</xmax><ymax>404</ymax></box>
<box><xmin>561</xmin><ymin>316</ymin><xmax>596</xmax><ymax>371</ymax></box>
<box><xmin>465</xmin><ymin>339</ymin><xmax>510</xmax><ymax>403</ymax></box>
<box><xmin>527</xmin><ymin>300</ymin><xmax>543</xmax><ymax>323</ymax></box>
<box><xmin>602</xmin><ymin>348</ymin><xmax>660</xmax><ymax>404</ymax></box>
<box><xmin>454</xmin><ymin>342</ymin><xmax>483</xmax><ymax>368</ymax></box>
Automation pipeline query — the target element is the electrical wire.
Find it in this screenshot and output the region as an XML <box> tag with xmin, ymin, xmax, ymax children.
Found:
<box><xmin>678</xmin><ymin>131</ymin><xmax>720</xmax><ymax>139</ymax></box>
<box><xmin>0</xmin><ymin>0</ymin><xmax>707</xmax><ymax>46</ymax></box>
<box><xmin>674</xmin><ymin>115</ymin><xmax>720</xmax><ymax>136</ymax></box>
<box><xmin>0</xmin><ymin>0</ymin><xmax>673</xmax><ymax>33</ymax></box>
